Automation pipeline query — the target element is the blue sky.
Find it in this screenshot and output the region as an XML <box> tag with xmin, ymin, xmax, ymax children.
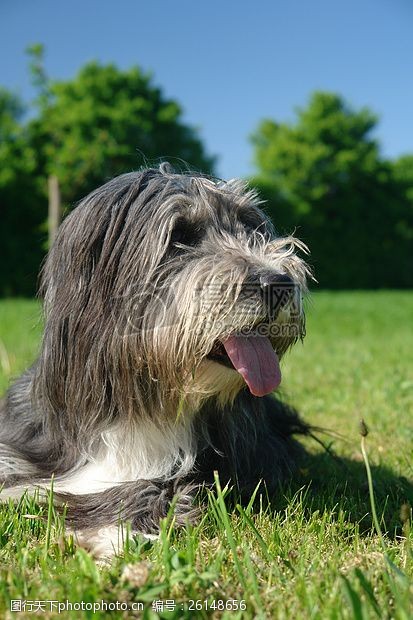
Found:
<box><xmin>1</xmin><ymin>0</ymin><xmax>412</xmax><ymax>179</ymax></box>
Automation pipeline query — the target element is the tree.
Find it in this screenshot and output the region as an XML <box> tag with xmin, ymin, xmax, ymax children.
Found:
<box><xmin>251</xmin><ymin>92</ymin><xmax>413</xmax><ymax>288</ymax></box>
<box><xmin>0</xmin><ymin>89</ymin><xmax>46</xmax><ymax>296</ymax></box>
<box><xmin>28</xmin><ymin>59</ymin><xmax>216</xmax><ymax>207</ymax></box>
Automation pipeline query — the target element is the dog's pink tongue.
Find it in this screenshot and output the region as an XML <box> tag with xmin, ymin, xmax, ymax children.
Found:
<box><xmin>222</xmin><ymin>334</ymin><xmax>281</xmax><ymax>397</ymax></box>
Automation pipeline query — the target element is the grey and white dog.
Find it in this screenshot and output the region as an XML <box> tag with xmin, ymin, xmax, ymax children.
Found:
<box><xmin>0</xmin><ymin>164</ymin><xmax>311</xmax><ymax>554</ymax></box>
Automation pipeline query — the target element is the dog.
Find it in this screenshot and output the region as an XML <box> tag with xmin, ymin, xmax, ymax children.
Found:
<box><xmin>0</xmin><ymin>164</ymin><xmax>311</xmax><ymax>555</ymax></box>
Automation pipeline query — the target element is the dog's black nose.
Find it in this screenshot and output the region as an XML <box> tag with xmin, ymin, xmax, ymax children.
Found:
<box><xmin>259</xmin><ymin>272</ymin><xmax>295</xmax><ymax>317</ymax></box>
<box><xmin>259</xmin><ymin>273</ymin><xmax>294</xmax><ymax>289</ymax></box>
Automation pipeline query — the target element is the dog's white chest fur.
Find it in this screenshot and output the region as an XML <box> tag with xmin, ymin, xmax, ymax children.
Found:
<box><xmin>55</xmin><ymin>418</ymin><xmax>196</xmax><ymax>495</ymax></box>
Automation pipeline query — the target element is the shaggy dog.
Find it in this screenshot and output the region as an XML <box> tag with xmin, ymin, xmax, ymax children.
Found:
<box><xmin>0</xmin><ymin>164</ymin><xmax>311</xmax><ymax>554</ymax></box>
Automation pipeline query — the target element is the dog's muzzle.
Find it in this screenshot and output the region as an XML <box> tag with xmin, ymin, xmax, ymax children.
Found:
<box><xmin>207</xmin><ymin>272</ymin><xmax>299</xmax><ymax>397</ymax></box>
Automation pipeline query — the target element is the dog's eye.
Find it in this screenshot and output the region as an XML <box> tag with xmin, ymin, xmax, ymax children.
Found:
<box><xmin>239</xmin><ymin>215</ymin><xmax>258</xmax><ymax>233</ymax></box>
<box><xmin>239</xmin><ymin>215</ymin><xmax>268</xmax><ymax>238</ymax></box>
<box><xmin>170</xmin><ymin>219</ymin><xmax>202</xmax><ymax>248</ymax></box>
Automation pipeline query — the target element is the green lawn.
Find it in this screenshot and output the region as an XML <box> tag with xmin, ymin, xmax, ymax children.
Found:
<box><xmin>0</xmin><ymin>293</ymin><xmax>412</xmax><ymax>619</ymax></box>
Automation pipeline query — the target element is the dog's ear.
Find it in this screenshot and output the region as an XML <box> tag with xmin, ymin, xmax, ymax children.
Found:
<box><xmin>35</xmin><ymin>172</ymin><xmax>161</xmax><ymax>431</ymax></box>
<box><xmin>40</xmin><ymin>170</ymin><xmax>167</xmax><ymax>302</ymax></box>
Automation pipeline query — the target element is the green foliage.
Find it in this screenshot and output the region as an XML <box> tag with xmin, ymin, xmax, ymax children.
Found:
<box><xmin>26</xmin><ymin>44</ymin><xmax>51</xmax><ymax>109</ymax></box>
<box><xmin>28</xmin><ymin>60</ymin><xmax>215</xmax><ymax>207</ymax></box>
<box><xmin>0</xmin><ymin>293</ymin><xmax>412</xmax><ymax>618</ymax></box>
<box><xmin>393</xmin><ymin>154</ymin><xmax>413</xmax><ymax>205</ymax></box>
<box><xmin>0</xmin><ymin>89</ymin><xmax>46</xmax><ymax>296</ymax></box>
<box><xmin>251</xmin><ymin>92</ymin><xmax>413</xmax><ymax>288</ymax></box>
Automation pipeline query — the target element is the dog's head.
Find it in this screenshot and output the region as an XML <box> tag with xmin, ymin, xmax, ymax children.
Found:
<box><xmin>39</xmin><ymin>164</ymin><xmax>310</xmax><ymax>422</ymax></box>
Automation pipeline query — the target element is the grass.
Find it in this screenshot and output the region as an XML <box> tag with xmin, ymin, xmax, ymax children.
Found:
<box><xmin>0</xmin><ymin>292</ymin><xmax>412</xmax><ymax>619</ymax></box>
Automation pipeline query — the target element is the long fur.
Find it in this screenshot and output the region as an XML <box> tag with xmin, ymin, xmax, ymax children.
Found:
<box><xmin>0</xmin><ymin>164</ymin><xmax>311</xmax><ymax>554</ymax></box>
